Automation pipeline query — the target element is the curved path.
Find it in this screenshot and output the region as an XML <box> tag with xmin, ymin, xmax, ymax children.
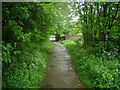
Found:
<box><xmin>41</xmin><ymin>42</ymin><xmax>84</xmax><ymax>88</ymax></box>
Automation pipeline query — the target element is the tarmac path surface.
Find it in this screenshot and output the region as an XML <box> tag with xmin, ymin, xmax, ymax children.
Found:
<box><xmin>41</xmin><ymin>42</ymin><xmax>85</xmax><ymax>88</ymax></box>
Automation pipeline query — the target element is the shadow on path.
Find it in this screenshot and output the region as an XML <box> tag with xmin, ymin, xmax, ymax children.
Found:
<box><xmin>40</xmin><ymin>42</ymin><xmax>85</xmax><ymax>88</ymax></box>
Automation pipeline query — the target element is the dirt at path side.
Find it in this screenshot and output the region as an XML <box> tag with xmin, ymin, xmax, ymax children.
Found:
<box><xmin>40</xmin><ymin>42</ymin><xmax>85</xmax><ymax>88</ymax></box>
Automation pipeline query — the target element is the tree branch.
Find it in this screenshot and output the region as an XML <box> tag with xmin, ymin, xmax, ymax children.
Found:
<box><xmin>112</xmin><ymin>17</ymin><xmax>120</xmax><ymax>26</ymax></box>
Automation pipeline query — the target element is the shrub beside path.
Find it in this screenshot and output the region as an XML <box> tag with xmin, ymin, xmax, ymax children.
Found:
<box><xmin>40</xmin><ymin>42</ymin><xmax>85</xmax><ymax>88</ymax></box>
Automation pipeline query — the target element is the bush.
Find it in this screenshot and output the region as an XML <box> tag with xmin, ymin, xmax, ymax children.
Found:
<box><xmin>2</xmin><ymin>41</ymin><xmax>54</xmax><ymax>88</ymax></box>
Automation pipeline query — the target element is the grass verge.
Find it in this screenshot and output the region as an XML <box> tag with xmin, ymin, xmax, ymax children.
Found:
<box><xmin>60</xmin><ymin>40</ymin><xmax>119</xmax><ymax>88</ymax></box>
<box><xmin>2</xmin><ymin>41</ymin><xmax>54</xmax><ymax>88</ymax></box>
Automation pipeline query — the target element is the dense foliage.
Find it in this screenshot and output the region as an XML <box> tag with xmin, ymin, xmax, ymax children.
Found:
<box><xmin>60</xmin><ymin>40</ymin><xmax>119</xmax><ymax>88</ymax></box>
<box><xmin>2</xmin><ymin>1</ymin><xmax>120</xmax><ymax>88</ymax></box>
<box><xmin>2</xmin><ymin>41</ymin><xmax>54</xmax><ymax>88</ymax></box>
<box><xmin>2</xmin><ymin>2</ymin><xmax>56</xmax><ymax>88</ymax></box>
<box><xmin>58</xmin><ymin>2</ymin><xmax>120</xmax><ymax>88</ymax></box>
<box><xmin>73</xmin><ymin>2</ymin><xmax>120</xmax><ymax>53</ymax></box>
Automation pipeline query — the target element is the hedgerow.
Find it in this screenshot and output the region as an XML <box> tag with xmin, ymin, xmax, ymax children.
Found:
<box><xmin>2</xmin><ymin>2</ymin><xmax>54</xmax><ymax>88</ymax></box>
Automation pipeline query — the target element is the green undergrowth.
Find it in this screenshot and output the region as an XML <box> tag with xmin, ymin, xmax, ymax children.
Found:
<box><xmin>60</xmin><ymin>40</ymin><xmax>119</xmax><ymax>88</ymax></box>
<box><xmin>58</xmin><ymin>40</ymin><xmax>76</xmax><ymax>46</ymax></box>
<box><xmin>2</xmin><ymin>41</ymin><xmax>54</xmax><ymax>88</ymax></box>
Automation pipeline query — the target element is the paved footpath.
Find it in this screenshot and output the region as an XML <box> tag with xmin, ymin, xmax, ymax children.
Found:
<box><xmin>40</xmin><ymin>42</ymin><xmax>85</xmax><ymax>88</ymax></box>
